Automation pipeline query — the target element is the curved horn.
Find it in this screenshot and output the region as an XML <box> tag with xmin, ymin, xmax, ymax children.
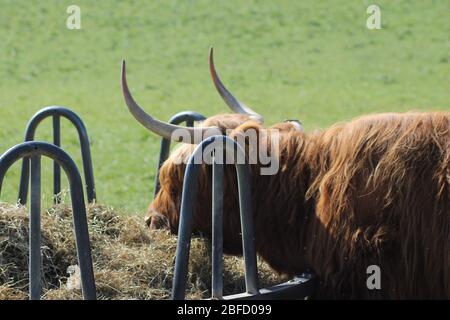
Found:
<box><xmin>209</xmin><ymin>47</ymin><xmax>263</xmax><ymax>122</ymax></box>
<box><xmin>121</xmin><ymin>60</ymin><xmax>219</xmax><ymax>144</ymax></box>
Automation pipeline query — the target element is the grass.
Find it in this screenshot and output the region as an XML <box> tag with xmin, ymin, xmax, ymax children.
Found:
<box><xmin>0</xmin><ymin>0</ymin><xmax>448</xmax><ymax>213</ymax></box>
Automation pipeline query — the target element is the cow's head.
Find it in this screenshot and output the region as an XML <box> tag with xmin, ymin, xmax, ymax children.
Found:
<box><xmin>121</xmin><ymin>48</ymin><xmax>303</xmax><ymax>254</ymax></box>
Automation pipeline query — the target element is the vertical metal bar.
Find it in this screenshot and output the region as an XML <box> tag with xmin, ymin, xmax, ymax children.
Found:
<box><xmin>212</xmin><ymin>153</ymin><xmax>224</xmax><ymax>299</ymax></box>
<box><xmin>18</xmin><ymin>157</ymin><xmax>29</xmax><ymax>205</ymax></box>
<box><xmin>70</xmin><ymin>184</ymin><xmax>97</xmax><ymax>300</ymax></box>
<box><xmin>171</xmin><ymin>151</ymin><xmax>202</xmax><ymax>300</ymax></box>
<box><xmin>29</xmin><ymin>156</ymin><xmax>41</xmax><ymax>300</ymax></box>
<box><xmin>78</xmin><ymin>135</ymin><xmax>96</xmax><ymax>203</ymax></box>
<box><xmin>236</xmin><ymin>163</ymin><xmax>259</xmax><ymax>295</ymax></box>
<box><xmin>53</xmin><ymin>115</ymin><xmax>61</xmax><ymax>203</ymax></box>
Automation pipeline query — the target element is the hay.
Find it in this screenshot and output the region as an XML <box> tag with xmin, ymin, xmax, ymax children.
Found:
<box><xmin>0</xmin><ymin>202</ymin><xmax>283</xmax><ymax>300</ymax></box>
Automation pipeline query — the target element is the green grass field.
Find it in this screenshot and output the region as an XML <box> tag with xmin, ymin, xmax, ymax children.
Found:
<box><xmin>0</xmin><ymin>0</ymin><xmax>448</xmax><ymax>214</ymax></box>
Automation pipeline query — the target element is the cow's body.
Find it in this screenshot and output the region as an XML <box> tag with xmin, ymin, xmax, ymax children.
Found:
<box><xmin>121</xmin><ymin>50</ymin><xmax>449</xmax><ymax>299</ymax></box>
<box><xmin>149</xmin><ymin>111</ymin><xmax>450</xmax><ymax>299</ymax></box>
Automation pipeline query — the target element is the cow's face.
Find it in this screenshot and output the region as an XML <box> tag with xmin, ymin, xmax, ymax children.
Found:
<box><xmin>146</xmin><ymin>116</ymin><xmax>305</xmax><ymax>257</ymax></box>
<box><xmin>146</xmin><ymin>144</ymin><xmax>192</xmax><ymax>233</ymax></box>
<box><xmin>146</xmin><ymin>114</ymin><xmax>258</xmax><ymax>254</ymax></box>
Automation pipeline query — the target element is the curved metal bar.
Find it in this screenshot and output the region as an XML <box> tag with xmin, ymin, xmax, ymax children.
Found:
<box><xmin>171</xmin><ymin>135</ymin><xmax>258</xmax><ymax>300</ymax></box>
<box><xmin>0</xmin><ymin>142</ymin><xmax>97</xmax><ymax>300</ymax></box>
<box><xmin>153</xmin><ymin>111</ymin><xmax>206</xmax><ymax>197</ymax></box>
<box><xmin>18</xmin><ymin>106</ymin><xmax>96</xmax><ymax>204</ymax></box>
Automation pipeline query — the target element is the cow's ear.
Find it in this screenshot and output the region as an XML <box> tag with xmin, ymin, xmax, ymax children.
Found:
<box><xmin>270</xmin><ymin>121</ymin><xmax>303</xmax><ymax>132</ymax></box>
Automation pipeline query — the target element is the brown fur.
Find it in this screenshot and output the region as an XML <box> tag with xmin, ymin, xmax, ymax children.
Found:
<box><xmin>148</xmin><ymin>112</ymin><xmax>450</xmax><ymax>299</ymax></box>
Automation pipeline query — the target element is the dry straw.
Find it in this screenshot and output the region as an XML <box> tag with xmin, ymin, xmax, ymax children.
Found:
<box><xmin>0</xmin><ymin>203</ymin><xmax>283</xmax><ymax>300</ymax></box>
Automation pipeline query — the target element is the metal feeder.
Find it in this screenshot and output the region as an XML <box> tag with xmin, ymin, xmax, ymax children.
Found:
<box><xmin>0</xmin><ymin>141</ymin><xmax>96</xmax><ymax>300</ymax></box>
<box><xmin>18</xmin><ymin>106</ymin><xmax>96</xmax><ymax>204</ymax></box>
<box><xmin>171</xmin><ymin>135</ymin><xmax>315</xmax><ymax>300</ymax></box>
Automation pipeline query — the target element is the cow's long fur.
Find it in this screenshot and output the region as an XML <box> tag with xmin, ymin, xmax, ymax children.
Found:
<box><xmin>148</xmin><ymin>111</ymin><xmax>450</xmax><ymax>299</ymax></box>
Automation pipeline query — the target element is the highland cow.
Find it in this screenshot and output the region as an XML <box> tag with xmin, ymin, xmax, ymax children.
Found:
<box><xmin>121</xmin><ymin>50</ymin><xmax>450</xmax><ymax>299</ymax></box>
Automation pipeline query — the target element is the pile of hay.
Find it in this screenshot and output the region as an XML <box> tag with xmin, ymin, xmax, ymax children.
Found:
<box><xmin>0</xmin><ymin>203</ymin><xmax>284</xmax><ymax>300</ymax></box>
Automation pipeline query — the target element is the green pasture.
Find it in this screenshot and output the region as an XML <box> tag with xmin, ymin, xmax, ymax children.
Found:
<box><xmin>0</xmin><ymin>0</ymin><xmax>448</xmax><ymax>213</ymax></box>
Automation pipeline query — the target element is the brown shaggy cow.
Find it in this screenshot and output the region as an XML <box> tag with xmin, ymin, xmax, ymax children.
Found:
<box><xmin>121</xmin><ymin>51</ymin><xmax>450</xmax><ymax>299</ymax></box>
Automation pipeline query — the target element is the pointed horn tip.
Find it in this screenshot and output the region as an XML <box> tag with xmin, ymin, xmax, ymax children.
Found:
<box><xmin>121</xmin><ymin>60</ymin><xmax>133</xmax><ymax>104</ymax></box>
<box><xmin>209</xmin><ymin>48</ymin><xmax>218</xmax><ymax>80</ymax></box>
<box><xmin>209</xmin><ymin>48</ymin><xmax>214</xmax><ymax>67</ymax></box>
<box><xmin>121</xmin><ymin>60</ymin><xmax>126</xmax><ymax>82</ymax></box>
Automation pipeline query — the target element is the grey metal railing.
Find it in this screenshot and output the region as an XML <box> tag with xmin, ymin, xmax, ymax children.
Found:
<box><xmin>171</xmin><ymin>135</ymin><xmax>258</xmax><ymax>300</ymax></box>
<box><xmin>170</xmin><ymin>135</ymin><xmax>316</xmax><ymax>300</ymax></box>
<box><xmin>18</xmin><ymin>106</ymin><xmax>96</xmax><ymax>204</ymax></box>
<box><xmin>0</xmin><ymin>141</ymin><xmax>96</xmax><ymax>300</ymax></box>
